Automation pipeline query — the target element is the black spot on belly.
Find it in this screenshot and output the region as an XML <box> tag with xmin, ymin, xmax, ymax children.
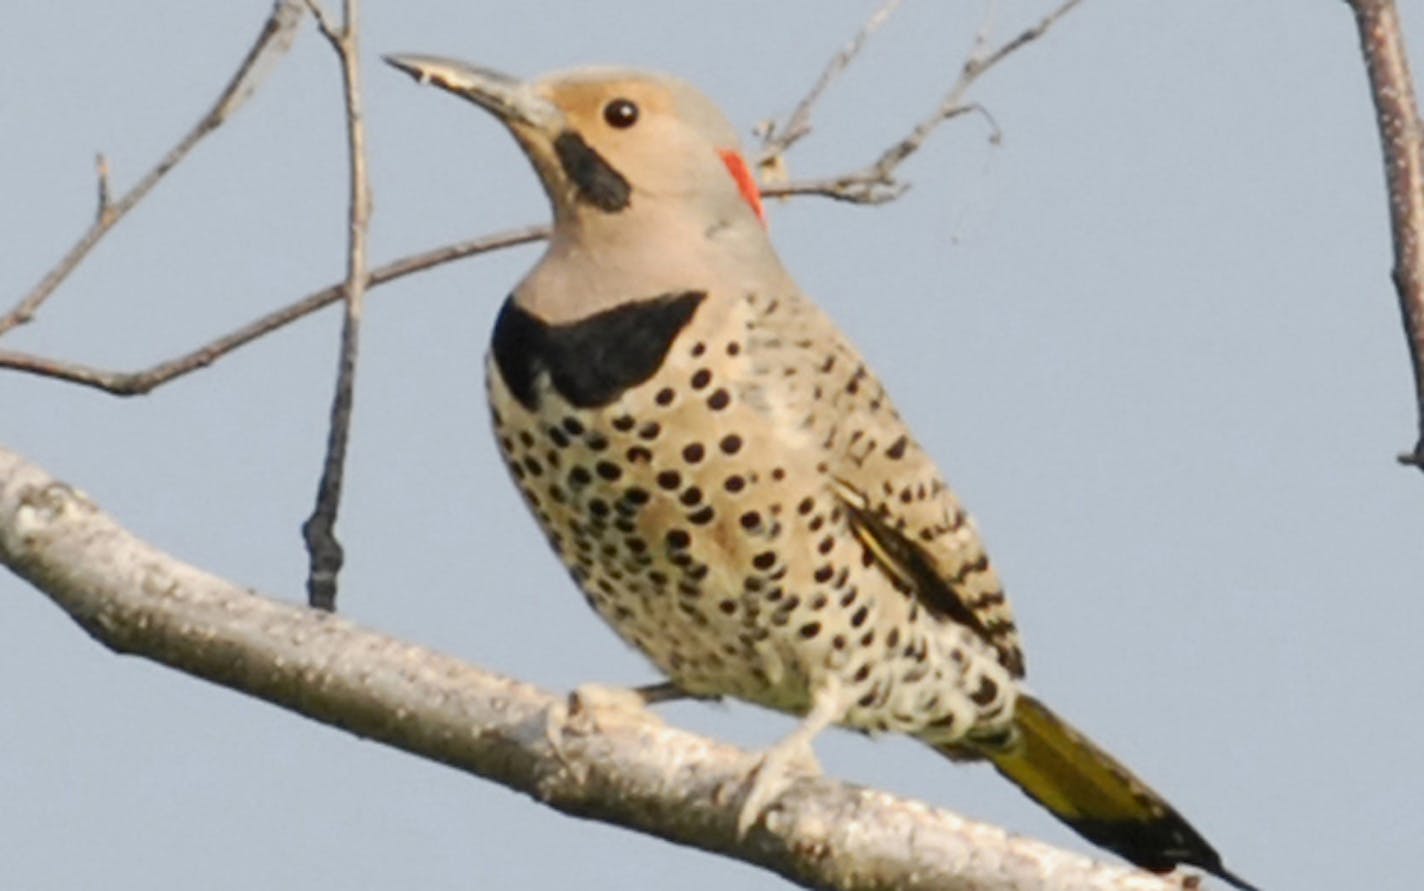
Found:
<box><xmin>492</xmin><ymin>291</ymin><xmax>706</xmax><ymax>410</ymax></box>
<box><xmin>553</xmin><ymin>131</ymin><xmax>631</xmax><ymax>212</ymax></box>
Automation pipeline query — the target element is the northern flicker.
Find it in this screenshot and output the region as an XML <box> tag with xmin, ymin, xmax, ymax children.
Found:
<box><xmin>387</xmin><ymin>54</ymin><xmax>1258</xmax><ymax>890</ymax></box>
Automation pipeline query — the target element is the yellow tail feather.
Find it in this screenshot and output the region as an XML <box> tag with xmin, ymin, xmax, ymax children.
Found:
<box><xmin>949</xmin><ymin>694</ymin><xmax>1258</xmax><ymax>890</ymax></box>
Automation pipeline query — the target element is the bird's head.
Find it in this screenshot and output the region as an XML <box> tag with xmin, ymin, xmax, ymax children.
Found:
<box><xmin>386</xmin><ymin>55</ymin><xmax>766</xmax><ymax>237</ymax></box>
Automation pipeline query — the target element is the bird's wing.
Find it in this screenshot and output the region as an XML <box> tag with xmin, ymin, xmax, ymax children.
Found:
<box><xmin>740</xmin><ymin>289</ymin><xmax>1024</xmax><ymax>676</ymax></box>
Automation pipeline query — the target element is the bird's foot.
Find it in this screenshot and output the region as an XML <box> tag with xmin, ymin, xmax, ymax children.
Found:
<box><xmin>546</xmin><ymin>682</ymin><xmax>661</xmax><ymax>746</ymax></box>
<box><xmin>734</xmin><ymin>734</ymin><xmax>824</xmax><ymax>837</ymax></box>
<box><xmin>731</xmin><ymin>678</ymin><xmax>845</xmax><ymax>837</ymax></box>
<box><xmin>544</xmin><ymin>681</ymin><xmax>714</xmax><ymax>781</ymax></box>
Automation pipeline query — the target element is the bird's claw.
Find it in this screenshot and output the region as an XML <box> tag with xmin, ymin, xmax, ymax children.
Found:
<box><xmin>544</xmin><ymin>683</ymin><xmax>667</xmax><ymax>782</ymax></box>
<box><xmin>733</xmin><ymin>737</ymin><xmax>823</xmax><ymax>837</ymax></box>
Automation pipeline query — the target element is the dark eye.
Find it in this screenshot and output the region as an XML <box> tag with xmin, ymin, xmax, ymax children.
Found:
<box><xmin>603</xmin><ymin>98</ymin><xmax>639</xmax><ymax>129</ymax></box>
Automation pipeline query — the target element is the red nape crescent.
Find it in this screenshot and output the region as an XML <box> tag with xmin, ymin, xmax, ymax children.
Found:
<box><xmin>718</xmin><ymin>149</ymin><xmax>766</xmax><ymax>225</ymax></box>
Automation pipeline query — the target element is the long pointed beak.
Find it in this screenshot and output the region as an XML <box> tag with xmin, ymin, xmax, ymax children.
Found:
<box><xmin>384</xmin><ymin>54</ymin><xmax>563</xmax><ymax>132</ymax></box>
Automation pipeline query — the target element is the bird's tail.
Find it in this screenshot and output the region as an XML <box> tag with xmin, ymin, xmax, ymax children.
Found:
<box><xmin>939</xmin><ymin>694</ymin><xmax>1258</xmax><ymax>891</ymax></box>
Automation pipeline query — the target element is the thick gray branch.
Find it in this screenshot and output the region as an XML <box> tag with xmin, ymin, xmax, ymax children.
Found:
<box><xmin>0</xmin><ymin>444</ymin><xmax>1179</xmax><ymax>891</ymax></box>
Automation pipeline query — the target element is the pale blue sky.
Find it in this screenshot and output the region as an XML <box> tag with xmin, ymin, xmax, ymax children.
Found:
<box><xmin>3</xmin><ymin>3</ymin><xmax>1421</xmax><ymax>889</ymax></box>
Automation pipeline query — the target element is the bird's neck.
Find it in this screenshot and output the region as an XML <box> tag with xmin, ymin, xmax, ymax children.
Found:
<box><xmin>515</xmin><ymin>202</ymin><xmax>786</xmax><ymax>325</ymax></box>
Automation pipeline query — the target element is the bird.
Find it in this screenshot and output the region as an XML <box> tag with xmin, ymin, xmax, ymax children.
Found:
<box><xmin>386</xmin><ymin>53</ymin><xmax>1259</xmax><ymax>891</ymax></box>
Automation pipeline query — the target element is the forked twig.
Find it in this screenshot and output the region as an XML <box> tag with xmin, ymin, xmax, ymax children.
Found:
<box><xmin>0</xmin><ymin>0</ymin><xmax>304</xmax><ymax>338</ymax></box>
<box><xmin>756</xmin><ymin>0</ymin><xmax>905</xmax><ymax>166</ymax></box>
<box><xmin>761</xmin><ymin>0</ymin><xmax>1084</xmax><ymax>204</ymax></box>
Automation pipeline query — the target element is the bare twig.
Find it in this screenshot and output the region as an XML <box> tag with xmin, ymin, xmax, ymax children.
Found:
<box><xmin>0</xmin><ymin>0</ymin><xmax>304</xmax><ymax>339</ymax></box>
<box><xmin>761</xmin><ymin>0</ymin><xmax>1084</xmax><ymax>205</ymax></box>
<box><xmin>1346</xmin><ymin>0</ymin><xmax>1424</xmax><ymax>470</ymax></box>
<box><xmin>0</xmin><ymin>444</ymin><xmax>1186</xmax><ymax>891</ymax></box>
<box><xmin>0</xmin><ymin>226</ymin><xmax>546</xmax><ymax>395</ymax></box>
<box><xmin>756</xmin><ymin>0</ymin><xmax>904</xmax><ymax>168</ymax></box>
<box><xmin>303</xmin><ymin>0</ymin><xmax>338</xmax><ymax>38</ymax></box>
<box><xmin>301</xmin><ymin>0</ymin><xmax>372</xmax><ymax>610</ymax></box>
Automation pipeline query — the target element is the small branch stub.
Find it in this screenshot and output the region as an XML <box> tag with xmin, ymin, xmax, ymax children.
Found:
<box><xmin>94</xmin><ymin>153</ymin><xmax>112</xmax><ymax>223</ymax></box>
